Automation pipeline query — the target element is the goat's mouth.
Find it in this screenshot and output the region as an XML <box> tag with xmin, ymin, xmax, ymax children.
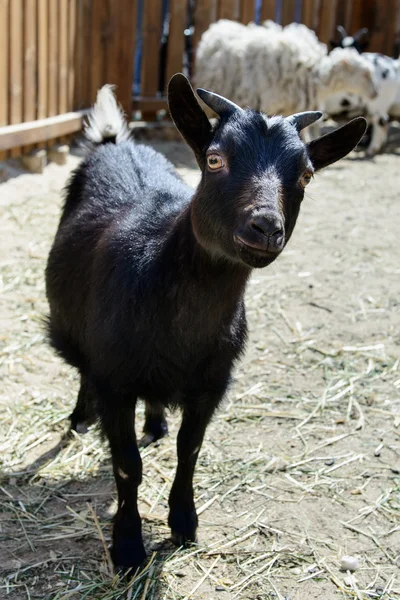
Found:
<box><xmin>234</xmin><ymin>235</ymin><xmax>282</xmax><ymax>268</ymax></box>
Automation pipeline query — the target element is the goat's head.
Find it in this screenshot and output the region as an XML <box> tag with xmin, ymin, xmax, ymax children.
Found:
<box><xmin>330</xmin><ymin>26</ymin><xmax>370</xmax><ymax>53</ymax></box>
<box><xmin>168</xmin><ymin>74</ymin><xmax>366</xmax><ymax>269</ymax></box>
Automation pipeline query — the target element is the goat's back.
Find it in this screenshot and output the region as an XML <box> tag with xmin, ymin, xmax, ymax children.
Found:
<box><xmin>46</xmin><ymin>141</ymin><xmax>193</xmax><ymax>376</ymax></box>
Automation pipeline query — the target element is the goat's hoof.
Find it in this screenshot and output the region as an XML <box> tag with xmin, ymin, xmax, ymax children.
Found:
<box><xmin>69</xmin><ymin>411</ymin><xmax>95</xmax><ymax>435</ymax></box>
<box><xmin>111</xmin><ymin>539</ymin><xmax>147</xmax><ymax>573</ymax></box>
<box><xmin>139</xmin><ymin>420</ymin><xmax>168</xmax><ymax>448</ymax></box>
<box><xmin>170</xmin><ymin>530</ymin><xmax>197</xmax><ymax>547</ymax></box>
<box><xmin>168</xmin><ymin>507</ymin><xmax>198</xmax><ymax>547</ymax></box>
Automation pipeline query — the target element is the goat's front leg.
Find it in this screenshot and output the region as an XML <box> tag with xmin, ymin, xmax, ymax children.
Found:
<box><xmin>96</xmin><ymin>388</ymin><xmax>145</xmax><ymax>571</ymax></box>
<box><xmin>168</xmin><ymin>401</ymin><xmax>218</xmax><ymax>546</ymax></box>
<box><xmin>366</xmin><ymin>112</ymin><xmax>389</xmax><ymax>156</ymax></box>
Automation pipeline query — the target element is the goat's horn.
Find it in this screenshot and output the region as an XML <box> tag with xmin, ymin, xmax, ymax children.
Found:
<box><xmin>287</xmin><ymin>111</ymin><xmax>322</xmax><ymax>132</ymax></box>
<box><xmin>337</xmin><ymin>25</ymin><xmax>347</xmax><ymax>40</ymax></box>
<box><xmin>196</xmin><ymin>88</ymin><xmax>242</xmax><ymax>116</ymax></box>
<box><xmin>353</xmin><ymin>27</ymin><xmax>369</xmax><ymax>40</ymax></box>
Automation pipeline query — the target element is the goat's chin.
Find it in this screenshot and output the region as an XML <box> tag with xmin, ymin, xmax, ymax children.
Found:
<box><xmin>236</xmin><ymin>245</ymin><xmax>279</xmax><ymax>269</ymax></box>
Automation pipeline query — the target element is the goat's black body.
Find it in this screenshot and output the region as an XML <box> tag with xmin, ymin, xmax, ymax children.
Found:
<box><xmin>46</xmin><ymin>75</ymin><xmax>366</xmax><ymax>571</ymax></box>
<box><xmin>46</xmin><ymin>140</ymin><xmax>248</xmax><ymax>567</ymax></box>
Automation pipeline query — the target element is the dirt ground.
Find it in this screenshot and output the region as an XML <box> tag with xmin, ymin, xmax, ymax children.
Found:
<box><xmin>0</xmin><ymin>134</ymin><xmax>399</xmax><ymax>600</ymax></box>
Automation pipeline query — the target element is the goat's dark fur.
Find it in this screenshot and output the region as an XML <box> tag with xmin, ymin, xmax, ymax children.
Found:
<box><xmin>46</xmin><ymin>74</ymin><xmax>366</xmax><ymax>570</ymax></box>
<box><xmin>330</xmin><ymin>26</ymin><xmax>370</xmax><ymax>53</ymax></box>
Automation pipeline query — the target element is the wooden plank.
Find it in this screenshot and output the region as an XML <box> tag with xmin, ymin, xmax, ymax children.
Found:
<box><xmin>366</xmin><ymin>0</ymin><xmax>385</xmax><ymax>54</ymax></box>
<box><xmin>141</xmin><ymin>0</ymin><xmax>163</xmax><ymax>97</ymax></box>
<box><xmin>24</xmin><ymin>0</ymin><xmax>37</xmax><ymax>121</ymax></box>
<box><xmin>334</xmin><ymin>0</ymin><xmax>346</xmax><ymax>32</ymax></box>
<box><xmin>301</xmin><ymin>0</ymin><xmax>317</xmax><ymax>29</ymax></box>
<box><xmin>281</xmin><ymin>0</ymin><xmax>297</xmax><ymax>26</ymax></box>
<box><xmin>48</xmin><ymin>0</ymin><xmax>58</xmax><ymax>117</ymax></box>
<box><xmin>166</xmin><ymin>0</ymin><xmax>187</xmax><ymax>90</ymax></box>
<box><xmin>261</xmin><ymin>0</ymin><xmax>275</xmax><ymax>22</ymax></box>
<box><xmin>115</xmin><ymin>0</ymin><xmax>136</xmax><ymax>117</ymax></box>
<box><xmin>0</xmin><ymin>0</ymin><xmax>9</xmax><ymax>159</ymax></box>
<box><xmin>23</xmin><ymin>0</ymin><xmax>37</xmax><ymax>154</ymax></box>
<box><xmin>37</xmin><ymin>0</ymin><xmax>48</xmax><ymax>149</ymax></box>
<box><xmin>193</xmin><ymin>0</ymin><xmax>217</xmax><ymax>50</ymax></box>
<box><xmin>37</xmin><ymin>0</ymin><xmax>48</xmax><ymax>120</ymax></box>
<box><xmin>241</xmin><ymin>0</ymin><xmax>255</xmax><ymax>23</ymax></box>
<box><xmin>89</xmin><ymin>0</ymin><xmax>105</xmax><ymax>103</ymax></box>
<box><xmin>58</xmin><ymin>0</ymin><xmax>68</xmax><ymax>115</ymax></box>
<box><xmin>318</xmin><ymin>0</ymin><xmax>337</xmax><ymax>44</ymax></box>
<box><xmin>344</xmin><ymin>0</ymin><xmax>353</xmax><ymax>33</ymax></box>
<box><xmin>382</xmin><ymin>0</ymin><xmax>397</xmax><ymax>56</ymax></box>
<box><xmin>72</xmin><ymin>0</ymin><xmax>83</xmax><ymax>109</ymax></box>
<box><xmin>0</xmin><ymin>111</ymin><xmax>87</xmax><ymax>151</ymax></box>
<box><xmin>67</xmin><ymin>0</ymin><xmax>76</xmax><ymax>111</ymax></box>
<box><xmin>104</xmin><ymin>0</ymin><xmax>119</xmax><ymax>89</ymax></box>
<box><xmin>9</xmin><ymin>0</ymin><xmax>23</xmax><ymax>157</ymax></box>
<box><xmin>218</xmin><ymin>0</ymin><xmax>241</xmax><ymax>20</ymax></box>
<box><xmin>81</xmin><ymin>0</ymin><xmax>92</xmax><ymax>108</ymax></box>
<box><xmin>132</xmin><ymin>97</ymin><xmax>168</xmax><ymax>112</ymax></box>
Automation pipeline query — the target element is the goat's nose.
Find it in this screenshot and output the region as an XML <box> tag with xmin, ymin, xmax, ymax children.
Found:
<box><xmin>250</xmin><ymin>215</ymin><xmax>283</xmax><ymax>239</ymax></box>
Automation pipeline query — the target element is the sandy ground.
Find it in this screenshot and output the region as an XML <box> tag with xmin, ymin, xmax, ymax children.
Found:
<box><xmin>0</xmin><ymin>137</ymin><xmax>399</xmax><ymax>600</ymax></box>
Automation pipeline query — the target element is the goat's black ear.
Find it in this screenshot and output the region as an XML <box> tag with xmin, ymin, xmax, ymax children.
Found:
<box><xmin>307</xmin><ymin>117</ymin><xmax>367</xmax><ymax>171</ymax></box>
<box><xmin>354</xmin><ymin>27</ymin><xmax>370</xmax><ymax>51</ymax></box>
<box><xmin>168</xmin><ymin>73</ymin><xmax>213</xmax><ymax>167</ymax></box>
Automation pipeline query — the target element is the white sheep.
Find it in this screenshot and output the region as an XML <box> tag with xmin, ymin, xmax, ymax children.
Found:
<box><xmin>195</xmin><ymin>19</ymin><xmax>377</xmax><ymax>139</ymax></box>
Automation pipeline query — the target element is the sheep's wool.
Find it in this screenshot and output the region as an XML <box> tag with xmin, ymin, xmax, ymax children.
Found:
<box><xmin>195</xmin><ymin>20</ymin><xmax>376</xmax><ymax>116</ymax></box>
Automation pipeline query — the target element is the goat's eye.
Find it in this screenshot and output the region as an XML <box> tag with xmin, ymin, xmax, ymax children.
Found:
<box><xmin>300</xmin><ymin>171</ymin><xmax>313</xmax><ymax>187</ymax></box>
<box><xmin>207</xmin><ymin>154</ymin><xmax>224</xmax><ymax>170</ymax></box>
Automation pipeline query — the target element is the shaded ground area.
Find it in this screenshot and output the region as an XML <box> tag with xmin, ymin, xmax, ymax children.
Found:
<box><xmin>0</xmin><ymin>139</ymin><xmax>399</xmax><ymax>600</ymax></box>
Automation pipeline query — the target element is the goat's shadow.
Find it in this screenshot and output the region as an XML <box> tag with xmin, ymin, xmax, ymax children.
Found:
<box><xmin>1</xmin><ymin>427</ymin><xmax>181</xmax><ymax>600</ymax></box>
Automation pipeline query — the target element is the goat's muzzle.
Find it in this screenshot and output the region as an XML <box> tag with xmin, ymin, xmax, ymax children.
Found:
<box><xmin>234</xmin><ymin>213</ymin><xmax>285</xmax><ymax>268</ymax></box>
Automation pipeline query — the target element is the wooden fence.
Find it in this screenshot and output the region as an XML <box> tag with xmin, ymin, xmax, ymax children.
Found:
<box><xmin>1</xmin><ymin>0</ymin><xmax>400</xmax><ymax>159</ymax></box>
<box><xmin>0</xmin><ymin>0</ymin><xmax>136</xmax><ymax>159</ymax></box>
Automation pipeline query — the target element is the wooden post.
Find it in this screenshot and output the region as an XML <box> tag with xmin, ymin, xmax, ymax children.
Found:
<box><xmin>0</xmin><ymin>0</ymin><xmax>9</xmax><ymax>160</ymax></box>
<box><xmin>9</xmin><ymin>0</ymin><xmax>23</xmax><ymax>158</ymax></box>
<box><xmin>22</xmin><ymin>0</ymin><xmax>37</xmax><ymax>155</ymax></box>
<box><xmin>48</xmin><ymin>0</ymin><xmax>58</xmax><ymax>118</ymax></box>
<box><xmin>281</xmin><ymin>0</ymin><xmax>297</xmax><ymax>26</ymax></box>
<box><xmin>141</xmin><ymin>0</ymin><xmax>163</xmax><ymax>99</ymax></box>
<box><xmin>261</xmin><ymin>0</ymin><xmax>276</xmax><ymax>22</ymax></box>
<box><xmin>193</xmin><ymin>0</ymin><xmax>218</xmax><ymax>51</ymax></box>
<box><xmin>302</xmin><ymin>0</ymin><xmax>317</xmax><ymax>30</ymax></box>
<box><xmin>166</xmin><ymin>0</ymin><xmax>186</xmax><ymax>91</ymax></box>
<box><xmin>318</xmin><ymin>0</ymin><xmax>338</xmax><ymax>44</ymax></box>
<box><xmin>241</xmin><ymin>0</ymin><xmax>255</xmax><ymax>23</ymax></box>
<box><xmin>218</xmin><ymin>0</ymin><xmax>241</xmax><ymax>20</ymax></box>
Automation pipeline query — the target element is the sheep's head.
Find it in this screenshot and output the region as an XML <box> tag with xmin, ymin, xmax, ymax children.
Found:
<box><xmin>168</xmin><ymin>74</ymin><xmax>366</xmax><ymax>269</ymax></box>
<box><xmin>322</xmin><ymin>48</ymin><xmax>377</xmax><ymax>101</ymax></box>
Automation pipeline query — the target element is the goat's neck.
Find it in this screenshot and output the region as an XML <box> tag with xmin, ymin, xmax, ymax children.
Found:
<box><xmin>172</xmin><ymin>205</ymin><xmax>250</xmax><ymax>301</ymax></box>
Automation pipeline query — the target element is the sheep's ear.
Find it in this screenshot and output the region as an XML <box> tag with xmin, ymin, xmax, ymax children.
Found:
<box><xmin>168</xmin><ymin>73</ymin><xmax>213</xmax><ymax>167</ymax></box>
<box><xmin>307</xmin><ymin>117</ymin><xmax>367</xmax><ymax>171</ymax></box>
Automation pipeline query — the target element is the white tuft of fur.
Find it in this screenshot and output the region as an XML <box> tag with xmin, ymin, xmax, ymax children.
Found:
<box><xmin>84</xmin><ymin>84</ymin><xmax>130</xmax><ymax>144</ymax></box>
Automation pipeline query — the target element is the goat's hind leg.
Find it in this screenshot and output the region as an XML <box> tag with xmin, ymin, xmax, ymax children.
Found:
<box><xmin>139</xmin><ymin>400</ymin><xmax>168</xmax><ymax>448</ymax></box>
<box><xmin>96</xmin><ymin>385</ymin><xmax>146</xmax><ymax>571</ymax></box>
<box><xmin>69</xmin><ymin>375</ymin><xmax>97</xmax><ymax>434</ymax></box>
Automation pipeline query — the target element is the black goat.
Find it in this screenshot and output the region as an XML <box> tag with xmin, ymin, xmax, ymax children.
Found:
<box><xmin>46</xmin><ymin>74</ymin><xmax>366</xmax><ymax>571</ymax></box>
<box><xmin>330</xmin><ymin>25</ymin><xmax>370</xmax><ymax>53</ymax></box>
